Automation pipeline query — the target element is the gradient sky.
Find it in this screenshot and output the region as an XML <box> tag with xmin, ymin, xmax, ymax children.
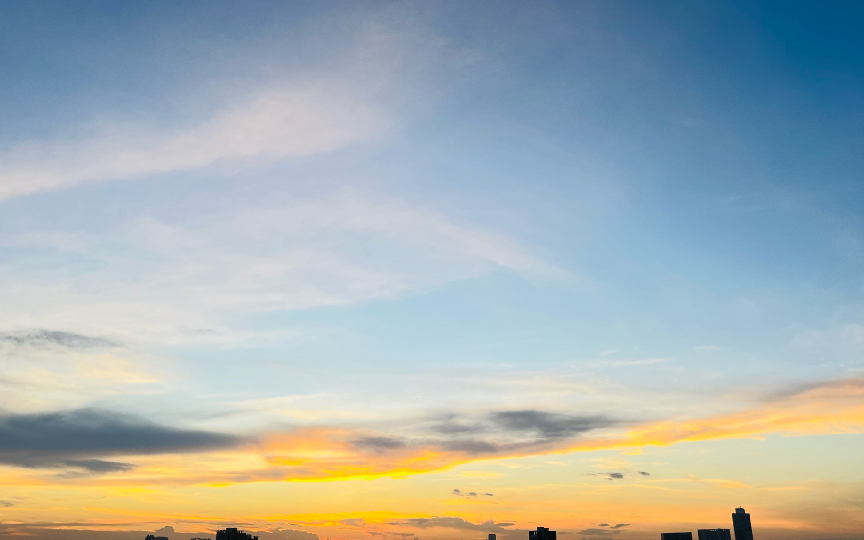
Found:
<box><xmin>1</xmin><ymin>2</ymin><xmax>864</xmax><ymax>540</ymax></box>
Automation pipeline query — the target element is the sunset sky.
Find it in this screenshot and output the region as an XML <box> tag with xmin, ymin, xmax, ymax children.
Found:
<box><xmin>1</xmin><ymin>2</ymin><xmax>864</xmax><ymax>540</ymax></box>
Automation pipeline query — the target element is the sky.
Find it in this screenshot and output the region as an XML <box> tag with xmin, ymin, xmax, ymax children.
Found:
<box><xmin>1</xmin><ymin>1</ymin><xmax>863</xmax><ymax>540</ymax></box>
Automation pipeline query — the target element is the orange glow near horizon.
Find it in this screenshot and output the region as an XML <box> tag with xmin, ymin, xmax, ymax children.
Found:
<box><xmin>1</xmin><ymin>379</ymin><xmax>863</xmax><ymax>539</ymax></box>
<box><xmin>2</xmin><ymin>380</ymin><xmax>862</xmax><ymax>489</ymax></box>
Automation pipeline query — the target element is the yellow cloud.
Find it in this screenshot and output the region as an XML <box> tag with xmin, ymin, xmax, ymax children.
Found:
<box><xmin>218</xmin><ymin>377</ymin><xmax>864</xmax><ymax>484</ymax></box>
<box><xmin>576</xmin><ymin>377</ymin><xmax>864</xmax><ymax>452</ymax></box>
<box><xmin>6</xmin><ymin>378</ymin><xmax>864</xmax><ymax>488</ymax></box>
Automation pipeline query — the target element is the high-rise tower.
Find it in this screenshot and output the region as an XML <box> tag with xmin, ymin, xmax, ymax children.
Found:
<box><xmin>732</xmin><ymin>508</ymin><xmax>753</xmax><ymax>540</ymax></box>
<box><xmin>529</xmin><ymin>527</ymin><xmax>556</xmax><ymax>540</ymax></box>
<box><xmin>698</xmin><ymin>529</ymin><xmax>731</xmax><ymax>540</ymax></box>
<box><xmin>215</xmin><ymin>529</ymin><xmax>258</xmax><ymax>540</ymax></box>
<box><xmin>661</xmin><ymin>533</ymin><xmax>692</xmax><ymax>540</ymax></box>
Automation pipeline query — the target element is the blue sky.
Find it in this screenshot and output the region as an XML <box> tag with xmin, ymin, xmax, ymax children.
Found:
<box><xmin>1</xmin><ymin>0</ymin><xmax>862</xmax><ymax>424</ymax></box>
<box><xmin>0</xmin><ymin>1</ymin><xmax>864</xmax><ymax>538</ymax></box>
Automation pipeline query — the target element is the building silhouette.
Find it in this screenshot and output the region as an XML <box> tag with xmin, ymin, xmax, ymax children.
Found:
<box><xmin>145</xmin><ymin>535</ymin><xmax>168</xmax><ymax>540</ymax></box>
<box><xmin>215</xmin><ymin>529</ymin><xmax>258</xmax><ymax>540</ymax></box>
<box><xmin>698</xmin><ymin>529</ymin><xmax>731</xmax><ymax>540</ymax></box>
<box><xmin>529</xmin><ymin>527</ymin><xmax>556</xmax><ymax>540</ymax></box>
<box><xmin>489</xmin><ymin>534</ymin><xmax>497</xmax><ymax>540</ymax></box>
<box><xmin>732</xmin><ymin>508</ymin><xmax>753</xmax><ymax>540</ymax></box>
<box><xmin>661</xmin><ymin>533</ymin><xmax>693</xmax><ymax>540</ymax></box>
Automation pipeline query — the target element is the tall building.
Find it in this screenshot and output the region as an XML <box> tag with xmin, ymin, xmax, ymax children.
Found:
<box><xmin>489</xmin><ymin>534</ymin><xmax>497</xmax><ymax>540</ymax></box>
<box><xmin>145</xmin><ymin>535</ymin><xmax>168</xmax><ymax>540</ymax></box>
<box><xmin>698</xmin><ymin>529</ymin><xmax>731</xmax><ymax>540</ymax></box>
<box><xmin>661</xmin><ymin>533</ymin><xmax>693</xmax><ymax>540</ymax></box>
<box><xmin>732</xmin><ymin>508</ymin><xmax>753</xmax><ymax>540</ymax></box>
<box><xmin>215</xmin><ymin>529</ymin><xmax>259</xmax><ymax>540</ymax></box>
<box><xmin>529</xmin><ymin>527</ymin><xmax>557</xmax><ymax>540</ymax></box>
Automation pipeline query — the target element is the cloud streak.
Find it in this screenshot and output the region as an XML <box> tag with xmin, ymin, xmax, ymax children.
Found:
<box><xmin>490</xmin><ymin>410</ymin><xmax>612</xmax><ymax>439</ymax></box>
<box><xmin>0</xmin><ymin>408</ymin><xmax>245</xmax><ymax>472</ymax></box>
<box><xmin>0</xmin><ymin>87</ymin><xmax>382</xmax><ymax>200</ymax></box>
<box><xmin>387</xmin><ymin>518</ymin><xmax>513</xmax><ymax>532</ymax></box>
<box><xmin>451</xmin><ymin>488</ymin><xmax>493</xmax><ymax>497</ymax></box>
<box><xmin>4</xmin><ymin>378</ymin><xmax>863</xmax><ymax>485</ymax></box>
<box><xmin>0</xmin><ymin>330</ymin><xmax>117</xmax><ymax>350</ymax></box>
<box><xmin>183</xmin><ymin>378</ymin><xmax>864</xmax><ymax>484</ymax></box>
<box><xmin>0</xmin><ymin>191</ymin><xmax>563</xmax><ymax>344</ymax></box>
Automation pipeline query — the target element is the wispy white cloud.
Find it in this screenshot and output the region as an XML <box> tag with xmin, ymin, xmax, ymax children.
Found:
<box><xmin>0</xmin><ymin>190</ymin><xmax>564</xmax><ymax>343</ymax></box>
<box><xmin>0</xmin><ymin>331</ymin><xmax>161</xmax><ymax>412</ymax></box>
<box><xmin>0</xmin><ymin>86</ymin><xmax>383</xmax><ymax>200</ymax></box>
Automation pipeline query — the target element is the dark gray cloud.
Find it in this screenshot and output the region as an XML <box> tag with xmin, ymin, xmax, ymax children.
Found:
<box><xmin>0</xmin><ymin>500</ymin><xmax>14</xmax><ymax>507</ymax></box>
<box><xmin>0</xmin><ymin>525</ymin><xmax>316</xmax><ymax>540</ymax></box>
<box><xmin>388</xmin><ymin>518</ymin><xmax>513</xmax><ymax>532</ymax></box>
<box><xmin>0</xmin><ymin>408</ymin><xmax>245</xmax><ymax>472</ymax></box>
<box><xmin>351</xmin><ymin>436</ymin><xmax>405</xmax><ymax>452</ymax></box>
<box><xmin>440</xmin><ymin>439</ymin><xmax>498</xmax><ymax>454</ymax></box>
<box><xmin>412</xmin><ymin>409</ymin><xmax>618</xmax><ymax>458</ymax></box>
<box><xmin>0</xmin><ymin>330</ymin><xmax>116</xmax><ymax>350</ymax></box>
<box><xmin>579</xmin><ymin>523</ymin><xmax>628</xmax><ymax>535</ymax></box>
<box><xmin>429</xmin><ymin>415</ymin><xmax>480</xmax><ymax>434</ymax></box>
<box><xmin>490</xmin><ymin>410</ymin><xmax>614</xmax><ymax>439</ymax></box>
<box><xmin>56</xmin><ymin>459</ymin><xmax>136</xmax><ymax>477</ymax></box>
<box><xmin>62</xmin><ymin>459</ymin><xmax>136</xmax><ymax>473</ymax></box>
<box><xmin>0</xmin><ymin>527</ymin><xmax>321</xmax><ymax>540</ymax></box>
<box><xmin>0</xmin><ymin>526</ymin><xmax>152</xmax><ymax>540</ymax></box>
<box><xmin>638</xmin><ymin>471</ymin><xmax>650</xmax><ymax>476</ymax></box>
<box><xmin>593</xmin><ymin>472</ymin><xmax>624</xmax><ymax>480</ymax></box>
<box><xmin>452</xmin><ymin>488</ymin><xmax>493</xmax><ymax>497</ymax></box>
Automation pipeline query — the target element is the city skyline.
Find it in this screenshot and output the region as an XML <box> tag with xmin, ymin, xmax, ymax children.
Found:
<box><xmin>26</xmin><ymin>510</ymin><xmax>757</xmax><ymax>540</ymax></box>
<box><xmin>1</xmin><ymin>2</ymin><xmax>863</xmax><ymax>540</ymax></box>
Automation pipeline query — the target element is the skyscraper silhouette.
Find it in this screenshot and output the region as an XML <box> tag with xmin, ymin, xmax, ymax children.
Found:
<box><xmin>529</xmin><ymin>527</ymin><xmax>556</xmax><ymax>540</ymax></box>
<box><xmin>698</xmin><ymin>529</ymin><xmax>731</xmax><ymax>540</ymax></box>
<box><xmin>661</xmin><ymin>533</ymin><xmax>693</xmax><ymax>540</ymax></box>
<box><xmin>732</xmin><ymin>508</ymin><xmax>753</xmax><ymax>540</ymax></box>
<box><xmin>215</xmin><ymin>528</ymin><xmax>258</xmax><ymax>540</ymax></box>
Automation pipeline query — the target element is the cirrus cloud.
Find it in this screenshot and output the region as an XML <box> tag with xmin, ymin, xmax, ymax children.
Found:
<box><xmin>0</xmin><ymin>86</ymin><xmax>383</xmax><ymax>201</ymax></box>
